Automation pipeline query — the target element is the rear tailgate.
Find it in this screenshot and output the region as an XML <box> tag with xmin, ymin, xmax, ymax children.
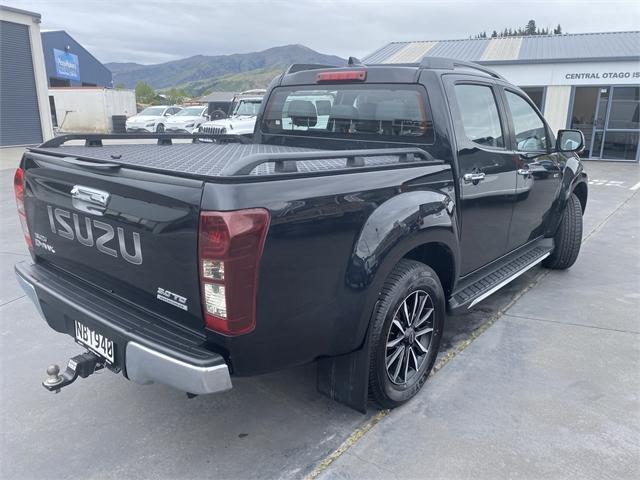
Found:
<box><xmin>22</xmin><ymin>151</ymin><xmax>205</xmax><ymax>330</ymax></box>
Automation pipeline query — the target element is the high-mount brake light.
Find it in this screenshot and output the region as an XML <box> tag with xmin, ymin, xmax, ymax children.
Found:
<box><xmin>13</xmin><ymin>167</ymin><xmax>33</xmax><ymax>257</ymax></box>
<box><xmin>316</xmin><ymin>70</ymin><xmax>367</xmax><ymax>83</ymax></box>
<box><xmin>198</xmin><ymin>209</ymin><xmax>270</xmax><ymax>336</ymax></box>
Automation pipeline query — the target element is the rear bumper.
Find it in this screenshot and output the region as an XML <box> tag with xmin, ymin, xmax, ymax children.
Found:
<box><xmin>165</xmin><ymin>127</ymin><xmax>194</xmax><ymax>134</ymax></box>
<box><xmin>126</xmin><ymin>126</ymin><xmax>155</xmax><ymax>133</ymax></box>
<box><xmin>15</xmin><ymin>261</ymin><xmax>232</xmax><ymax>395</ymax></box>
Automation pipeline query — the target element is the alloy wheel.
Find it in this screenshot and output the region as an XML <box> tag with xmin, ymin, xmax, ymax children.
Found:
<box><xmin>385</xmin><ymin>289</ymin><xmax>435</xmax><ymax>385</ymax></box>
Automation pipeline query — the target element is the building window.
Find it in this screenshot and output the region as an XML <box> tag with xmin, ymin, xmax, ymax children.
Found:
<box><xmin>49</xmin><ymin>96</ymin><xmax>58</xmax><ymax>127</ymax></box>
<box><xmin>49</xmin><ymin>77</ymin><xmax>70</xmax><ymax>87</ymax></box>
<box><xmin>520</xmin><ymin>87</ymin><xmax>545</xmax><ymax>113</ymax></box>
<box><xmin>569</xmin><ymin>85</ymin><xmax>639</xmax><ymax>162</ymax></box>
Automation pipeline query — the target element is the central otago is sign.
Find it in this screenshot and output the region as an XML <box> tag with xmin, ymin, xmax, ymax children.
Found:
<box><xmin>565</xmin><ymin>71</ymin><xmax>640</xmax><ymax>80</ymax></box>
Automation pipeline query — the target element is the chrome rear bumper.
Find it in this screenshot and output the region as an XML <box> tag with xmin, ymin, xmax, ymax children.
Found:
<box><xmin>15</xmin><ymin>262</ymin><xmax>232</xmax><ymax>395</ymax></box>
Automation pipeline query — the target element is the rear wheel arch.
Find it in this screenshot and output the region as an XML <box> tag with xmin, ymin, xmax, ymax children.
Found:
<box><xmin>352</xmin><ymin>229</ymin><xmax>458</xmax><ymax>353</ymax></box>
<box><xmin>402</xmin><ymin>242</ymin><xmax>456</xmax><ymax>297</ymax></box>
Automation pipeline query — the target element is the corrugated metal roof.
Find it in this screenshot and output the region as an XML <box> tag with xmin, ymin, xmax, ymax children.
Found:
<box><xmin>383</xmin><ymin>42</ymin><xmax>438</xmax><ymax>63</ymax></box>
<box><xmin>426</xmin><ymin>39</ymin><xmax>490</xmax><ymax>61</ymax></box>
<box><xmin>364</xmin><ymin>43</ymin><xmax>408</xmax><ymax>64</ymax></box>
<box><xmin>480</xmin><ymin>37</ymin><xmax>523</xmax><ymax>61</ymax></box>
<box><xmin>364</xmin><ymin>31</ymin><xmax>640</xmax><ymax>64</ymax></box>
<box><xmin>199</xmin><ymin>91</ymin><xmax>237</xmax><ymax>102</ymax></box>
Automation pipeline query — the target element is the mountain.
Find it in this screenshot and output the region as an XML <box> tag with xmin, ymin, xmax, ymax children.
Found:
<box><xmin>106</xmin><ymin>44</ymin><xmax>345</xmax><ymax>91</ymax></box>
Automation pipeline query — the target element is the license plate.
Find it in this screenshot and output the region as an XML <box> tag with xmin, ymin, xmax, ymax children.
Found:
<box><xmin>74</xmin><ymin>321</ymin><xmax>115</xmax><ymax>363</ymax></box>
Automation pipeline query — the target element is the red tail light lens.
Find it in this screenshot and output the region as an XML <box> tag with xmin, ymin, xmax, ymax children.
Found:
<box><xmin>14</xmin><ymin>167</ymin><xmax>33</xmax><ymax>254</ymax></box>
<box><xmin>316</xmin><ymin>70</ymin><xmax>367</xmax><ymax>82</ymax></box>
<box><xmin>198</xmin><ymin>209</ymin><xmax>270</xmax><ymax>336</ymax></box>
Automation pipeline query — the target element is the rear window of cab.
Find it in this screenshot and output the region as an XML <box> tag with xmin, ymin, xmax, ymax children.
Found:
<box><xmin>262</xmin><ymin>84</ymin><xmax>435</xmax><ymax>144</ymax></box>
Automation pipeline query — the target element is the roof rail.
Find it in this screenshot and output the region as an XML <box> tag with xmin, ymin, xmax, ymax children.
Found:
<box><xmin>285</xmin><ymin>63</ymin><xmax>340</xmax><ymax>74</ymax></box>
<box><xmin>36</xmin><ymin>133</ymin><xmax>252</xmax><ymax>148</ymax></box>
<box><xmin>418</xmin><ymin>57</ymin><xmax>504</xmax><ymax>79</ymax></box>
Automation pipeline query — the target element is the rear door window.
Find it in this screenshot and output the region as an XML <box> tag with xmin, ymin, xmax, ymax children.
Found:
<box><xmin>262</xmin><ymin>85</ymin><xmax>435</xmax><ymax>143</ymax></box>
<box><xmin>454</xmin><ymin>84</ymin><xmax>504</xmax><ymax>148</ymax></box>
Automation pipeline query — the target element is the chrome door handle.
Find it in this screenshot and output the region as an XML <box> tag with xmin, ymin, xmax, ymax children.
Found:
<box><xmin>517</xmin><ymin>168</ymin><xmax>532</xmax><ymax>177</ymax></box>
<box><xmin>463</xmin><ymin>172</ymin><xmax>486</xmax><ymax>183</ymax></box>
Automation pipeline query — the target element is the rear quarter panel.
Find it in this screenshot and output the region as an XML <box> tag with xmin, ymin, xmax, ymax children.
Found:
<box><xmin>201</xmin><ymin>164</ymin><xmax>456</xmax><ymax>375</ymax></box>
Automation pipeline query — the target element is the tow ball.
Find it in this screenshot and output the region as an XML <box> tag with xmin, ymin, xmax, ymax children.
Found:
<box><xmin>43</xmin><ymin>351</ymin><xmax>104</xmax><ymax>393</ymax></box>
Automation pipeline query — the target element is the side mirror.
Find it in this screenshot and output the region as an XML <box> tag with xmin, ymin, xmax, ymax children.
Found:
<box><xmin>204</xmin><ymin>114</ymin><xmax>210</xmax><ymax>120</ymax></box>
<box><xmin>556</xmin><ymin>129</ymin><xmax>585</xmax><ymax>153</ymax></box>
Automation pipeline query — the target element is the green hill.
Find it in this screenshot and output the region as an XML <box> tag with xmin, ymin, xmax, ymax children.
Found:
<box><xmin>107</xmin><ymin>44</ymin><xmax>344</xmax><ymax>90</ymax></box>
<box><xmin>168</xmin><ymin>66</ymin><xmax>285</xmax><ymax>97</ymax></box>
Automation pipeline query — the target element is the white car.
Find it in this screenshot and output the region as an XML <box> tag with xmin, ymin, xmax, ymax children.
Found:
<box><xmin>164</xmin><ymin>105</ymin><xmax>209</xmax><ymax>134</ymax></box>
<box><xmin>125</xmin><ymin>105</ymin><xmax>183</xmax><ymax>133</ymax></box>
<box><xmin>198</xmin><ymin>92</ymin><xmax>264</xmax><ymax>139</ymax></box>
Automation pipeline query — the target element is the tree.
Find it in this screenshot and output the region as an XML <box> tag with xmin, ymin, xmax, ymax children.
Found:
<box><xmin>135</xmin><ymin>81</ymin><xmax>155</xmax><ymax>104</ymax></box>
<box><xmin>476</xmin><ymin>21</ymin><xmax>562</xmax><ymax>38</ymax></box>
<box><xmin>525</xmin><ymin>19</ymin><xmax>537</xmax><ymax>35</ymax></box>
<box><xmin>114</xmin><ymin>83</ymin><xmax>126</xmax><ymax>90</ymax></box>
<box><xmin>165</xmin><ymin>88</ymin><xmax>188</xmax><ymax>105</ymax></box>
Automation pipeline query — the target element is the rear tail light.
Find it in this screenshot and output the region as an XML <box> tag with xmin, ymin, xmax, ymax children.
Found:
<box><xmin>316</xmin><ymin>70</ymin><xmax>367</xmax><ymax>82</ymax></box>
<box><xmin>13</xmin><ymin>167</ymin><xmax>33</xmax><ymax>256</ymax></box>
<box><xmin>198</xmin><ymin>209</ymin><xmax>270</xmax><ymax>336</ymax></box>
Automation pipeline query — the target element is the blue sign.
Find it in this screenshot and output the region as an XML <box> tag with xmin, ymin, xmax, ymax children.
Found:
<box><xmin>53</xmin><ymin>48</ymin><xmax>80</xmax><ymax>81</ymax></box>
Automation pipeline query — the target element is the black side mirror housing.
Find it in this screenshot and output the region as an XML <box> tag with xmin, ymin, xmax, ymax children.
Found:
<box><xmin>557</xmin><ymin>129</ymin><xmax>585</xmax><ymax>153</ymax></box>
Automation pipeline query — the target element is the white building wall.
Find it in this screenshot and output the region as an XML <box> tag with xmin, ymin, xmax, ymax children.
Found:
<box><xmin>51</xmin><ymin>88</ymin><xmax>136</xmax><ymax>133</ymax></box>
<box><xmin>490</xmin><ymin>60</ymin><xmax>640</xmax><ymax>87</ymax></box>
<box><xmin>543</xmin><ymin>86</ymin><xmax>572</xmax><ymax>133</ymax></box>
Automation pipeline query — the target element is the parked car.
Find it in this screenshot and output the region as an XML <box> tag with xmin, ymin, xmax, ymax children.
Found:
<box><xmin>165</xmin><ymin>105</ymin><xmax>209</xmax><ymax>134</ymax></box>
<box><xmin>198</xmin><ymin>90</ymin><xmax>265</xmax><ymax>138</ymax></box>
<box><xmin>14</xmin><ymin>58</ymin><xmax>588</xmax><ymax>412</ymax></box>
<box><xmin>125</xmin><ymin>105</ymin><xmax>182</xmax><ymax>133</ymax></box>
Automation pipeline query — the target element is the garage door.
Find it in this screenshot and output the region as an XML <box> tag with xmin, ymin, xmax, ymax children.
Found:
<box><xmin>0</xmin><ymin>20</ymin><xmax>43</xmax><ymax>146</ymax></box>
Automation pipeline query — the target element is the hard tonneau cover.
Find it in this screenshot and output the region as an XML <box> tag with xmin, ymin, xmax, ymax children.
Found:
<box><xmin>30</xmin><ymin>140</ymin><xmax>436</xmax><ymax>181</ymax></box>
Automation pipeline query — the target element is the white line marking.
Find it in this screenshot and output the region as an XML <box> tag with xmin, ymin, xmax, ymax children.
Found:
<box><xmin>631</xmin><ymin>181</ymin><xmax>640</xmax><ymax>191</ymax></box>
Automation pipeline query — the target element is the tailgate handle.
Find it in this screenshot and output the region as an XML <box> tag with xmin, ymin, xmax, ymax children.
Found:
<box><xmin>71</xmin><ymin>185</ymin><xmax>111</xmax><ymax>214</ymax></box>
<box><xmin>62</xmin><ymin>157</ymin><xmax>121</xmax><ymax>170</ymax></box>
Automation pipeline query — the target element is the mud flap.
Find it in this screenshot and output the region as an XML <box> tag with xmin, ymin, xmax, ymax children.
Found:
<box><xmin>316</xmin><ymin>330</ymin><xmax>371</xmax><ymax>414</ymax></box>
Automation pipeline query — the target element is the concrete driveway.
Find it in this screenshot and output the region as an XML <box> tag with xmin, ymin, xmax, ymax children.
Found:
<box><xmin>1</xmin><ymin>146</ymin><xmax>638</xmax><ymax>479</ymax></box>
<box><xmin>318</xmin><ymin>161</ymin><xmax>640</xmax><ymax>479</ymax></box>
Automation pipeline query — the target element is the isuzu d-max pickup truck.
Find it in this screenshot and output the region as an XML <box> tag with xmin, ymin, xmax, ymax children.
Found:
<box><xmin>14</xmin><ymin>57</ymin><xmax>588</xmax><ymax>412</ymax></box>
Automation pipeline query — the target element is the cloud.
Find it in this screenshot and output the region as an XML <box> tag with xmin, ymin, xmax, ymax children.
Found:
<box><xmin>7</xmin><ymin>0</ymin><xmax>640</xmax><ymax>64</ymax></box>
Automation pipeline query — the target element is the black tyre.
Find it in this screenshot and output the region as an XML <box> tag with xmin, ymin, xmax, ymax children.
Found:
<box><xmin>543</xmin><ymin>193</ymin><xmax>583</xmax><ymax>270</ymax></box>
<box><xmin>368</xmin><ymin>259</ymin><xmax>445</xmax><ymax>408</ymax></box>
<box><xmin>156</xmin><ymin>123</ymin><xmax>165</xmax><ymax>133</ymax></box>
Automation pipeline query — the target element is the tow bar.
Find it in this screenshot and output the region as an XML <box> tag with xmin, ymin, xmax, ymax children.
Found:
<box><xmin>43</xmin><ymin>351</ymin><xmax>105</xmax><ymax>393</ymax></box>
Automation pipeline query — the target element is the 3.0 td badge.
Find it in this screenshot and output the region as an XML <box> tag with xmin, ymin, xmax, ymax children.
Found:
<box><xmin>156</xmin><ymin>287</ymin><xmax>188</xmax><ymax>311</ymax></box>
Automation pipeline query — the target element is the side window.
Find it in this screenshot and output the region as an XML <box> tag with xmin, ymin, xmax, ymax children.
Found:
<box><xmin>505</xmin><ymin>91</ymin><xmax>548</xmax><ymax>152</ymax></box>
<box><xmin>454</xmin><ymin>84</ymin><xmax>504</xmax><ymax>148</ymax></box>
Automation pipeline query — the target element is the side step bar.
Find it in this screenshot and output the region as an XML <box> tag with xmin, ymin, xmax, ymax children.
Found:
<box><xmin>448</xmin><ymin>242</ymin><xmax>553</xmax><ymax>312</ymax></box>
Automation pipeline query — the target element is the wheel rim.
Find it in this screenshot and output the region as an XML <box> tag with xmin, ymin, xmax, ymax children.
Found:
<box><xmin>157</xmin><ymin>124</ymin><xmax>164</xmax><ymax>132</ymax></box>
<box><xmin>385</xmin><ymin>290</ymin><xmax>435</xmax><ymax>385</ymax></box>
